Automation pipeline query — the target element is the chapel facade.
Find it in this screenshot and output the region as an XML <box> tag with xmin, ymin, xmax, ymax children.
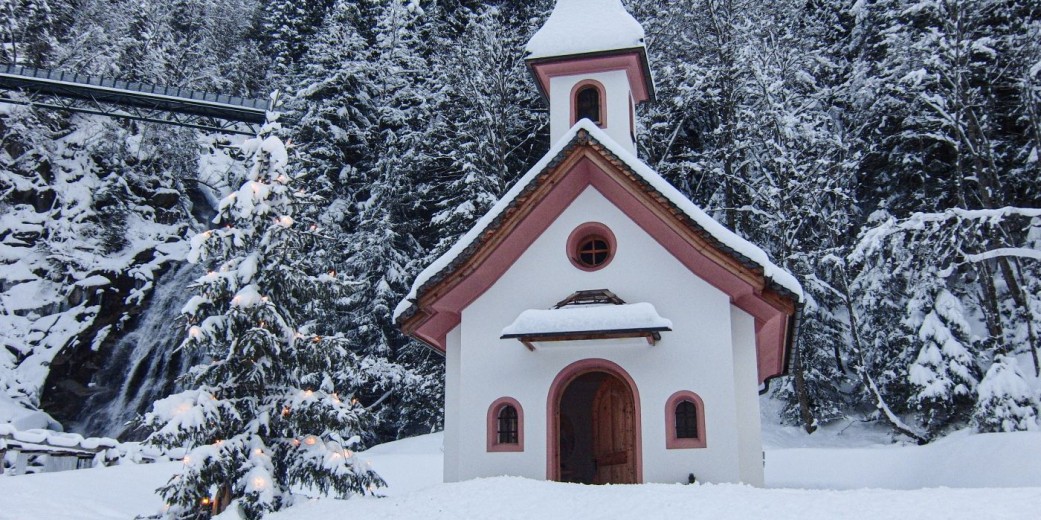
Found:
<box><xmin>395</xmin><ymin>0</ymin><xmax>801</xmax><ymax>486</ymax></box>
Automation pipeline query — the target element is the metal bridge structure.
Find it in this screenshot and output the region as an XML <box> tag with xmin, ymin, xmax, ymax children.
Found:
<box><xmin>0</xmin><ymin>64</ymin><xmax>270</xmax><ymax>135</ymax></box>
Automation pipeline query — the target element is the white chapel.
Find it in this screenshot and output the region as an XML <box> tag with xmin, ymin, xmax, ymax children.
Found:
<box><xmin>395</xmin><ymin>0</ymin><xmax>802</xmax><ymax>486</ymax></box>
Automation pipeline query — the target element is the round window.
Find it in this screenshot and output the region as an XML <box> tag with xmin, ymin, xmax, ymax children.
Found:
<box><xmin>577</xmin><ymin>236</ymin><xmax>610</xmax><ymax>268</ymax></box>
<box><xmin>566</xmin><ymin>222</ymin><xmax>616</xmax><ymax>271</ymax></box>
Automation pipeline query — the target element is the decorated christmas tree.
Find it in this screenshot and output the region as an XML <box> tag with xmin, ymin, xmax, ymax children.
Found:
<box><xmin>141</xmin><ymin>112</ymin><xmax>383</xmax><ymax>519</ymax></box>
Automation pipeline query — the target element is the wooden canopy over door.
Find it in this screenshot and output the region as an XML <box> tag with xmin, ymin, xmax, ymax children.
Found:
<box><xmin>592</xmin><ymin>376</ymin><xmax>637</xmax><ymax>484</ymax></box>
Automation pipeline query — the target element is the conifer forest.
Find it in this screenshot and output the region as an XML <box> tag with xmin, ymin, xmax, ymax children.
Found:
<box><xmin>2</xmin><ymin>0</ymin><xmax>1040</xmax><ymax>482</ymax></box>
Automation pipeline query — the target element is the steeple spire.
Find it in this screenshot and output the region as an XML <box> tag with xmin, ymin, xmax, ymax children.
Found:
<box><xmin>525</xmin><ymin>0</ymin><xmax>654</xmax><ymax>155</ymax></box>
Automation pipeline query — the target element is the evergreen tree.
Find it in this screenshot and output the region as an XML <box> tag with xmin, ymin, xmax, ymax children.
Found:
<box><xmin>426</xmin><ymin>5</ymin><xmax>544</xmax><ymax>254</ymax></box>
<box><xmin>972</xmin><ymin>355</ymin><xmax>1040</xmax><ymax>432</ymax></box>
<box><xmin>0</xmin><ymin>0</ymin><xmax>65</xmax><ymax>66</ymax></box>
<box><xmin>333</xmin><ymin>0</ymin><xmax>447</xmax><ymax>440</ymax></box>
<box><xmin>141</xmin><ymin>118</ymin><xmax>383</xmax><ymax>519</ymax></box>
<box><xmin>906</xmin><ymin>288</ymin><xmax>981</xmax><ymax>435</ymax></box>
<box><xmin>261</xmin><ymin>0</ymin><xmax>333</xmax><ymax>80</ymax></box>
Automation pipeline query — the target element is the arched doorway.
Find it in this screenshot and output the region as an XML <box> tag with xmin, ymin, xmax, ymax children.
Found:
<box><xmin>547</xmin><ymin>359</ymin><xmax>642</xmax><ymax>484</ymax></box>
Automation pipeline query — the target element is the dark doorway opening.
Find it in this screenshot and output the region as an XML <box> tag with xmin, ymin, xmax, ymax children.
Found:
<box><xmin>556</xmin><ymin>371</ymin><xmax>637</xmax><ymax>484</ymax></box>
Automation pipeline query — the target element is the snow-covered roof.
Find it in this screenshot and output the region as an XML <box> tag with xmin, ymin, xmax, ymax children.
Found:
<box><xmin>395</xmin><ymin>119</ymin><xmax>803</xmax><ymax>324</ymax></box>
<box><xmin>525</xmin><ymin>0</ymin><xmax>646</xmax><ymax>60</ymax></box>
<box><xmin>501</xmin><ymin>302</ymin><xmax>671</xmax><ymax>338</ymax></box>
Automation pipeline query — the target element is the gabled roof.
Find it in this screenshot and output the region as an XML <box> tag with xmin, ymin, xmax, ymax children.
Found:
<box><xmin>395</xmin><ymin>120</ymin><xmax>803</xmax><ymax>384</ymax></box>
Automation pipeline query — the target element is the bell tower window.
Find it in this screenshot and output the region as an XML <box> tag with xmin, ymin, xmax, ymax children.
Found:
<box><xmin>571</xmin><ymin>80</ymin><xmax>606</xmax><ymax>127</ymax></box>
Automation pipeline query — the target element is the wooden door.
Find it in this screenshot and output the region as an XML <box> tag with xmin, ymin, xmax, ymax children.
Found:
<box><xmin>591</xmin><ymin>376</ymin><xmax>636</xmax><ymax>484</ymax></box>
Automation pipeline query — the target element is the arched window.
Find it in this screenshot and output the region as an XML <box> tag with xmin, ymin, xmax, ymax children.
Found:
<box><xmin>576</xmin><ymin>86</ymin><xmax>601</xmax><ymax>124</ymax></box>
<box><xmin>487</xmin><ymin>397</ymin><xmax>524</xmax><ymax>452</ymax></box>
<box><xmin>498</xmin><ymin>405</ymin><xmax>519</xmax><ymax>444</ymax></box>
<box><xmin>571</xmin><ymin>80</ymin><xmax>606</xmax><ymax>128</ymax></box>
<box><xmin>665</xmin><ymin>391</ymin><xmax>706</xmax><ymax>449</ymax></box>
<box><xmin>675</xmin><ymin>400</ymin><xmax>698</xmax><ymax>438</ymax></box>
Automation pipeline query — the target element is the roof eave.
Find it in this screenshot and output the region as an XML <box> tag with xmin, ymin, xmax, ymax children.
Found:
<box><xmin>525</xmin><ymin>46</ymin><xmax>656</xmax><ymax>104</ymax></box>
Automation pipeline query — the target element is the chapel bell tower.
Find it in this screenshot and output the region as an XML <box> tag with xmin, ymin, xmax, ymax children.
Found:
<box><xmin>525</xmin><ymin>0</ymin><xmax>655</xmax><ymax>155</ymax></box>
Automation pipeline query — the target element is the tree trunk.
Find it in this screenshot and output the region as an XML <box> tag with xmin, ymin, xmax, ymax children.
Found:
<box><xmin>837</xmin><ymin>267</ymin><xmax>929</xmax><ymax>444</ymax></box>
<box><xmin>791</xmin><ymin>340</ymin><xmax>818</xmax><ymax>433</ymax></box>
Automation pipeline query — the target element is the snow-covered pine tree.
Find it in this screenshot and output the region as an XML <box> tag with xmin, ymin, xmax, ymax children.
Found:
<box><xmin>426</xmin><ymin>4</ymin><xmax>544</xmax><ymax>255</ymax></box>
<box><xmin>332</xmin><ymin>0</ymin><xmax>448</xmax><ymax>440</ymax></box>
<box><xmin>906</xmin><ymin>288</ymin><xmax>981</xmax><ymax>435</ymax></box>
<box><xmin>141</xmin><ymin>117</ymin><xmax>383</xmax><ymax>520</ymax></box>
<box><xmin>0</xmin><ymin>0</ymin><xmax>65</xmax><ymax>66</ymax></box>
<box><xmin>972</xmin><ymin>354</ymin><xmax>1040</xmax><ymax>432</ymax></box>
<box><xmin>260</xmin><ymin>0</ymin><xmax>332</xmax><ymax>81</ymax></box>
<box><xmin>290</xmin><ymin>0</ymin><xmax>374</xmax><ymax>208</ymax></box>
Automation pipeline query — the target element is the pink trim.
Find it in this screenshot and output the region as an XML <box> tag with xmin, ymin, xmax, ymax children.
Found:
<box><xmin>566</xmin><ymin>222</ymin><xmax>616</xmax><ymax>272</ymax></box>
<box><xmin>487</xmin><ymin>397</ymin><xmax>524</xmax><ymax>452</ymax></box>
<box><xmin>546</xmin><ymin>358</ymin><xmax>643</xmax><ymax>483</ymax></box>
<box><xmin>530</xmin><ymin>51</ymin><xmax>652</xmax><ymax>104</ymax></box>
<box><xmin>629</xmin><ymin>96</ymin><xmax>636</xmax><ymax>143</ymax></box>
<box><xmin>408</xmin><ymin>148</ymin><xmax>792</xmax><ymax>383</ymax></box>
<box><xmin>665</xmin><ymin>391</ymin><xmax>707</xmax><ymax>449</ymax></box>
<box><xmin>570</xmin><ymin>80</ymin><xmax>607</xmax><ymax>128</ymax></box>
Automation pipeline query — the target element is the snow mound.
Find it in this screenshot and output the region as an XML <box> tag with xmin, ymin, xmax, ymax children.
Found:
<box><xmin>766</xmin><ymin>430</ymin><xmax>1041</xmax><ymax>489</ymax></box>
<box><xmin>526</xmin><ymin>0</ymin><xmax>645</xmax><ymax>60</ymax></box>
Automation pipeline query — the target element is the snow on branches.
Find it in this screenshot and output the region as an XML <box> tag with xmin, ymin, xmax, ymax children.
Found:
<box><xmin>140</xmin><ymin>117</ymin><xmax>383</xmax><ymax>520</ymax></box>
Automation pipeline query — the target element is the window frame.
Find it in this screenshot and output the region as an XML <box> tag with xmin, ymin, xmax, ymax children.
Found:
<box><xmin>665</xmin><ymin>391</ymin><xmax>707</xmax><ymax>449</ymax></box>
<box><xmin>487</xmin><ymin>397</ymin><xmax>524</xmax><ymax>452</ymax></box>
<box><xmin>566</xmin><ymin>222</ymin><xmax>617</xmax><ymax>272</ymax></box>
<box><xmin>570</xmin><ymin>79</ymin><xmax>607</xmax><ymax>128</ymax></box>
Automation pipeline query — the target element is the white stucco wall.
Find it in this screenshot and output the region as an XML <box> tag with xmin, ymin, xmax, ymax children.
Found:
<box><xmin>445</xmin><ymin>186</ymin><xmax>763</xmax><ymax>485</ymax></box>
<box><xmin>549</xmin><ymin>70</ymin><xmax>636</xmax><ymax>155</ymax></box>
<box><xmin>442</xmin><ymin>325</ymin><xmax>462</xmax><ymax>482</ymax></box>
<box><xmin>731</xmin><ymin>307</ymin><xmax>765</xmax><ymax>486</ymax></box>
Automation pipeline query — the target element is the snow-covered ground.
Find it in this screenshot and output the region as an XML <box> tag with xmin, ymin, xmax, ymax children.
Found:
<box><xmin>2</xmin><ymin>421</ymin><xmax>1040</xmax><ymax>520</ymax></box>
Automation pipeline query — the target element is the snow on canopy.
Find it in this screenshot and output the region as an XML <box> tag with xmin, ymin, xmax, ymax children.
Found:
<box><xmin>501</xmin><ymin>302</ymin><xmax>672</xmax><ymax>337</ymax></box>
<box><xmin>525</xmin><ymin>0</ymin><xmax>646</xmax><ymax>60</ymax></box>
<box><xmin>394</xmin><ymin>120</ymin><xmax>804</xmax><ymax>323</ymax></box>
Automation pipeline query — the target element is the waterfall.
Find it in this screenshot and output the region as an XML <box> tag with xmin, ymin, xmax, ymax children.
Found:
<box><xmin>70</xmin><ymin>262</ymin><xmax>203</xmax><ymax>440</ymax></box>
